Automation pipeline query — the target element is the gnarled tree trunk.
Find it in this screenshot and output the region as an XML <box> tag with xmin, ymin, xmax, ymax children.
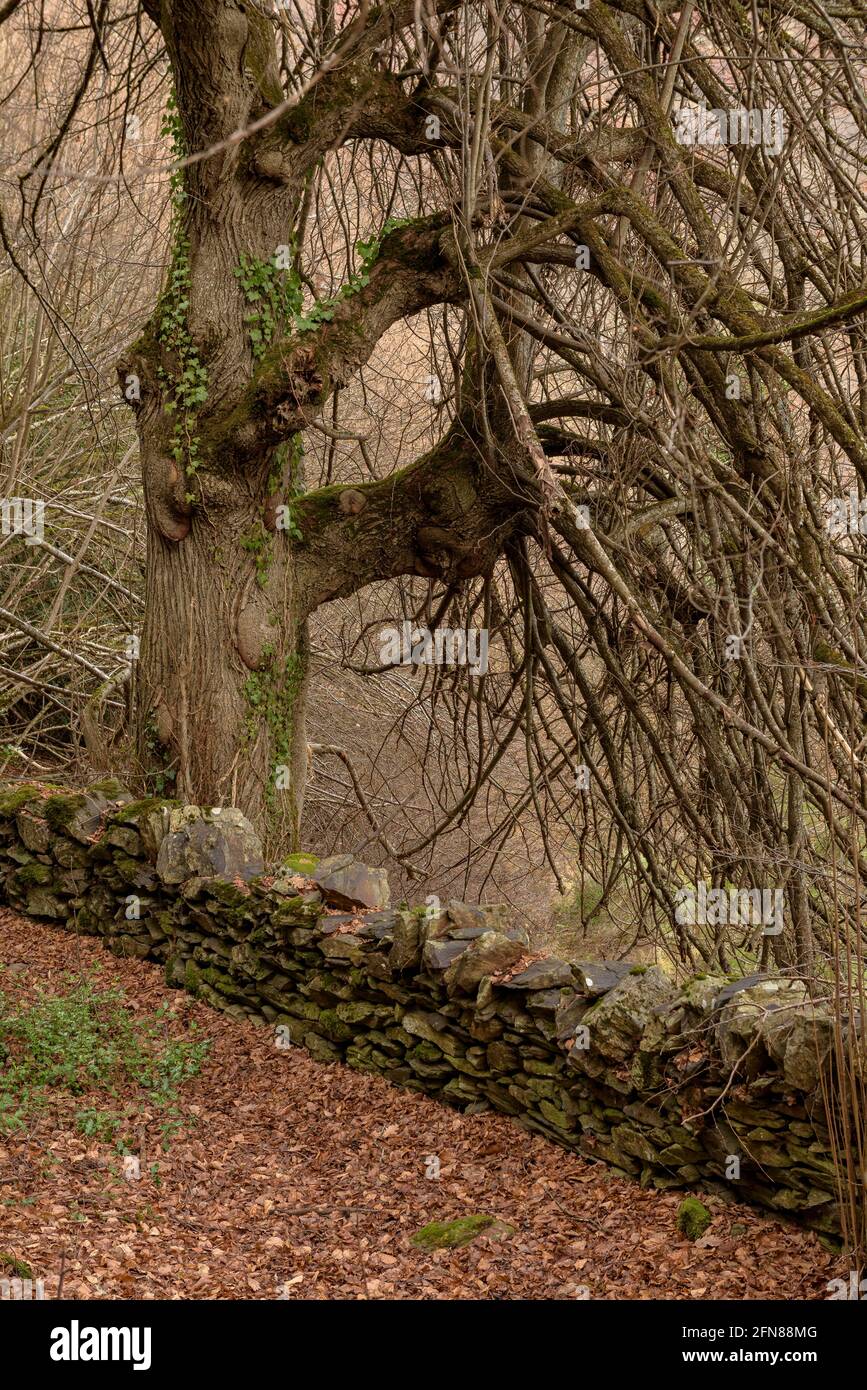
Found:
<box><xmin>136</xmin><ymin>455</ymin><xmax>310</xmax><ymax>845</ymax></box>
<box><xmin>119</xmin><ymin>1</ymin><xmax>510</xmax><ymax>850</ymax></box>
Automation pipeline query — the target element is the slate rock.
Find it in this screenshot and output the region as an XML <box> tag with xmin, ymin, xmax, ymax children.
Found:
<box><xmin>23</xmin><ymin>887</ymin><xmax>67</xmax><ymax>919</ymax></box>
<box><xmin>443</xmin><ymin>931</ymin><xmax>525</xmax><ymax>996</ymax></box>
<box><xmin>503</xmin><ymin>923</ymin><xmax>531</xmax><ymax>947</ymax></box>
<box><xmin>313</xmin><ymin>854</ymin><xmax>390</xmax><ymax>910</ymax></box>
<box><xmin>679</xmin><ymin>973</ymin><xmax>725</xmax><ymax>1006</ymax></box>
<box><xmin>502</xmin><ymin>957</ymin><xmax>574</xmax><ymax>990</ymax></box>
<box><xmin>712</xmin><ymin>972</ymin><xmax>770</xmax><ymax>1010</ymax></box>
<box><xmin>318</xmin><ymin>933</ymin><xmax>366</xmax><ymax>962</ymax></box>
<box><xmin>156</xmin><ymin>806</ymin><xmax>264</xmax><ymax>885</ymax></box>
<box><xmin>753</xmin><ymin>982</ymin><xmax>811</xmax><ymax>1064</ymax></box>
<box><xmin>526</xmin><ymin>989</ymin><xmax>571</xmax><ymax>1017</ymax></box>
<box><xmin>716</xmin><ymin>979</ymin><xmax>809</xmax><ymax>1079</ymax></box>
<box><xmin>487</xmin><ymin>1039</ymin><xmax>520</xmax><ymax>1071</ymax></box>
<box><xmin>110</xmin><ymin>798</ymin><xmax>177</xmax><ymax>861</ymax></box>
<box><xmin>15</xmin><ymin>812</ymin><xmax>50</xmax><ymax>854</ymax></box>
<box><xmin>389</xmin><ymin>909</ymin><xmax>421</xmax><ymax>970</ymax></box>
<box><xmin>579</xmin><ymin>967</ymin><xmax>675</xmax><ymax>1063</ymax></box>
<box><xmin>446</xmin><ymin>900</ymin><xmax>512</xmax><ymax>931</ymax></box>
<box><xmin>423</xmin><ymin>938</ymin><xmax>468</xmax><ymax>971</ymax></box>
<box><xmin>573</xmin><ymin>961</ymin><xmax>635</xmax><ymax>996</ymax></box>
<box><xmin>364</xmin><ymin>909</ymin><xmax>397</xmax><ymax>941</ymax></box>
<box><xmin>104</xmin><ymin>825</ymin><xmax>143</xmax><ymax>855</ymax></box>
<box><xmin>422</xmin><ymin>910</ymin><xmax>454</xmax><ymax>941</ymax></box>
<box><xmin>781</xmin><ymin>1007</ymin><xmax>834</xmax><ymax>1091</ymax></box>
<box><xmin>320</xmin><ymin>913</ymin><xmax>360</xmax><ymax>935</ymax></box>
<box><xmin>402</xmin><ymin>1011</ymin><xmax>462</xmax><ymax>1055</ymax></box>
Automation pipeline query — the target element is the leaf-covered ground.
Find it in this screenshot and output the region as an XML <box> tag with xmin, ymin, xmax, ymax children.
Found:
<box><xmin>0</xmin><ymin>908</ymin><xmax>842</xmax><ymax>1301</ymax></box>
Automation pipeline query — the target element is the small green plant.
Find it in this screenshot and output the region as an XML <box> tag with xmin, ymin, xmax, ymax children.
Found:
<box><xmin>243</xmin><ymin>649</ymin><xmax>305</xmax><ymax>809</ymax></box>
<box><xmin>278</xmin><ymin>500</ymin><xmax>304</xmax><ymax>543</ymax></box>
<box><xmin>236</xmin><ymin>217</ymin><xmax>414</xmax><ymax>355</ymax></box>
<box><xmin>157</xmin><ymin>92</ymin><xmax>208</xmax><ymax>490</ymax></box>
<box><xmin>151</xmin><ymin>767</ymin><xmax>177</xmax><ymax>796</ymax></box>
<box><xmin>75</xmin><ymin>1107</ymin><xmax>122</xmax><ymax>1142</ymax></box>
<box><xmin>240</xmin><ymin>519</ymin><xmax>273</xmax><ymax>587</ymax></box>
<box><xmin>234</xmin><ymin>250</ymin><xmax>303</xmax><ymax>360</ymax></box>
<box><xmin>294</xmin><ymin>215</ymin><xmax>413</xmax><ymax>334</ymax></box>
<box><xmin>0</xmin><ymin>974</ymin><xmax>210</xmax><ymax>1142</ymax></box>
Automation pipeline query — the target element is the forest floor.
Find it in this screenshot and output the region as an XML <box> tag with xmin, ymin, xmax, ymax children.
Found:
<box><xmin>0</xmin><ymin>908</ymin><xmax>844</xmax><ymax>1301</ymax></box>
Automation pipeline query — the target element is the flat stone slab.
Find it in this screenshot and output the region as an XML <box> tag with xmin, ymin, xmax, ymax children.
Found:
<box><xmin>503</xmin><ymin>958</ymin><xmax>575</xmax><ymax>990</ymax></box>
<box><xmin>573</xmin><ymin>961</ymin><xmax>636</xmax><ymax>996</ymax></box>
<box><xmin>313</xmin><ymin>855</ymin><xmax>390</xmax><ymax>911</ymax></box>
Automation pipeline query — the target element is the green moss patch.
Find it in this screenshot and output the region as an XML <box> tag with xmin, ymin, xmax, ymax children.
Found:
<box><xmin>42</xmin><ymin>793</ymin><xmax>87</xmax><ymax>832</ymax></box>
<box><xmin>283</xmin><ymin>852</ymin><xmax>319</xmax><ymax>876</ymax></box>
<box><xmin>676</xmin><ymin>1196</ymin><xmax>711</xmax><ymax>1240</ymax></box>
<box><xmin>0</xmin><ymin>785</ymin><xmax>43</xmax><ymax>816</ymax></box>
<box><xmin>411</xmin><ymin>1214</ymin><xmax>506</xmax><ymax>1250</ymax></box>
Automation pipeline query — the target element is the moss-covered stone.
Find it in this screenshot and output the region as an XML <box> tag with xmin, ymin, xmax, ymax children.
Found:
<box><xmin>318</xmin><ymin>934</ymin><xmax>365</xmax><ymax>963</ymax></box>
<box><xmin>523</xmin><ymin>1056</ymin><xmax>562</xmax><ymax>1077</ymax></box>
<box><xmin>0</xmin><ymin>785</ymin><xmax>43</xmax><ymax>816</ymax></box>
<box><xmin>303</xmin><ymin>1031</ymin><xmax>341</xmax><ymax>1063</ymax></box>
<box><xmin>537</xmin><ymin>1099</ymin><xmax>575</xmax><ymax>1130</ymax></box>
<box><xmin>11</xmin><ymin>861</ymin><xmax>53</xmax><ymax>887</ymax></box>
<box><xmin>42</xmin><ymin>792</ymin><xmax>88</xmax><ymax>831</ymax></box>
<box><xmin>184</xmin><ymin>958</ymin><xmax>202</xmax><ymax>995</ymax></box>
<box><xmin>103</xmin><ymin>825</ymin><xmax>142</xmax><ymax>855</ymax></box>
<box><xmin>229</xmin><ymin>941</ymin><xmax>270</xmax><ymax>980</ymax></box>
<box><xmin>335</xmin><ymin>1000</ymin><xmax>396</xmax><ymax>1026</ymax></box>
<box><xmin>283</xmin><ymin>852</ymin><xmax>319</xmax><ymax>876</ymax></box>
<box><xmin>676</xmin><ymin>1197</ymin><xmax>711</xmax><ymax>1240</ymax></box>
<box><xmin>317</xmin><ymin>1008</ymin><xmax>355</xmax><ymax>1042</ymax></box>
<box><xmin>411</xmin><ymin>1214</ymin><xmax>505</xmax><ymax>1249</ymax></box>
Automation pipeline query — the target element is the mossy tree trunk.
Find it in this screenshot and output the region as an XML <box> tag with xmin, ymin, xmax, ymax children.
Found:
<box><xmin>135</xmin><ymin>454</ymin><xmax>311</xmax><ymax>849</ymax></box>
<box><xmin>121</xmin><ymin>1</ymin><xmax>519</xmax><ymax>851</ymax></box>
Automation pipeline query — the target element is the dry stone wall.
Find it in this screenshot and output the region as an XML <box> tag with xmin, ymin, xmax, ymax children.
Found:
<box><xmin>0</xmin><ymin>779</ymin><xmax>843</xmax><ymax>1234</ymax></box>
